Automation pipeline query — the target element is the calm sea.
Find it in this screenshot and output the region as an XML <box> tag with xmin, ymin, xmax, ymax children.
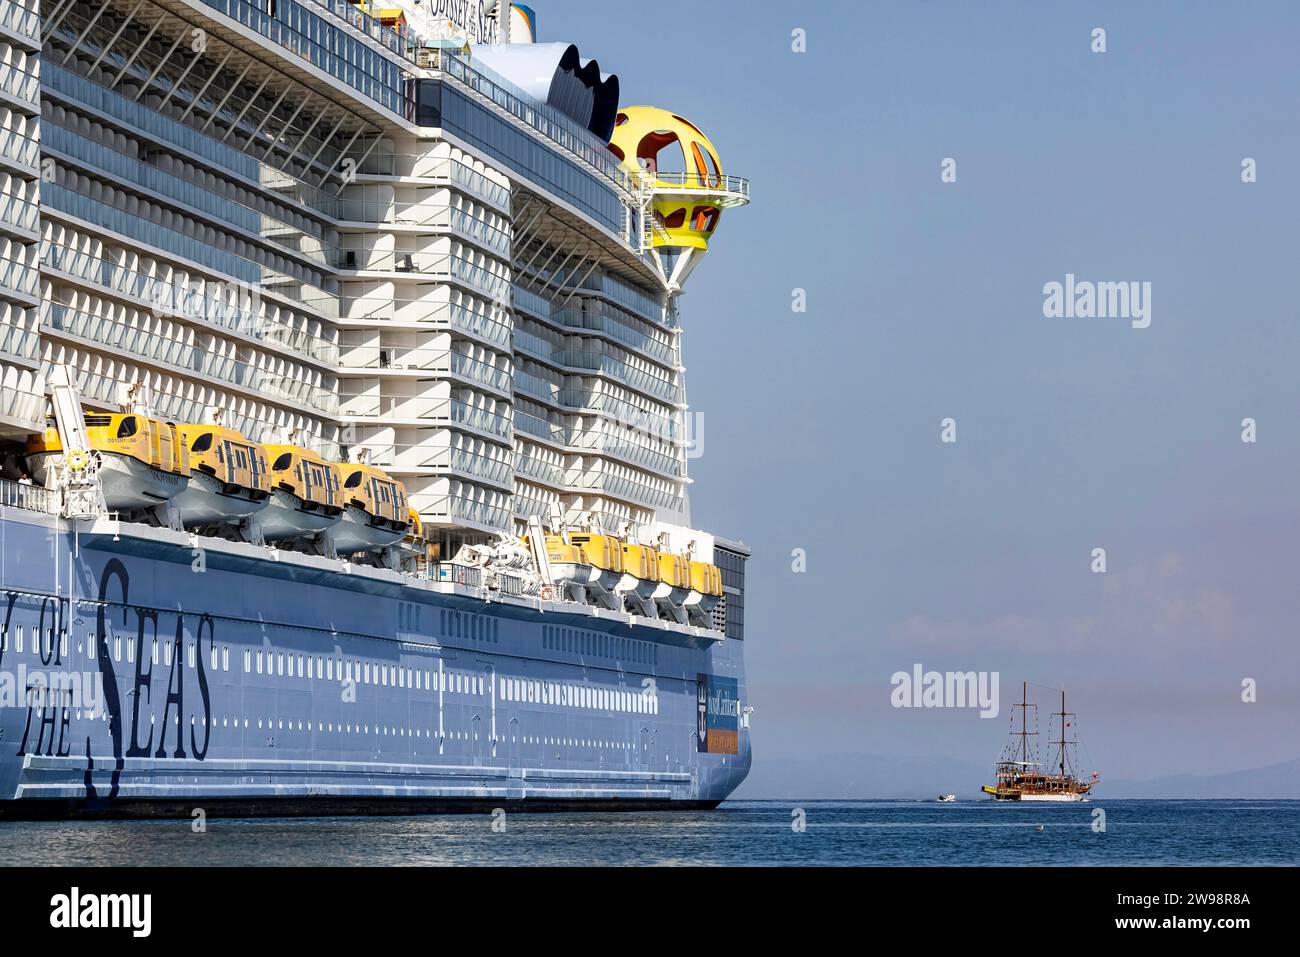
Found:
<box><xmin>0</xmin><ymin>800</ymin><xmax>1295</xmax><ymax>866</ymax></box>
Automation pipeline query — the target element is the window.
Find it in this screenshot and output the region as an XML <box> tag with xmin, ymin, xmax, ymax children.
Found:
<box><xmin>345</xmin><ymin>471</ymin><xmax>363</xmax><ymax>488</ymax></box>
<box><xmin>244</xmin><ymin>649</ymin><xmax>251</xmax><ymax>673</ymax></box>
<box><xmin>190</xmin><ymin>432</ymin><xmax>214</xmax><ymax>453</ymax></box>
<box><xmin>277</xmin><ymin>653</ymin><xmax>284</xmax><ymax>676</ymax></box>
<box><xmin>272</xmin><ymin>452</ymin><xmax>293</xmax><ymax>471</ymax></box>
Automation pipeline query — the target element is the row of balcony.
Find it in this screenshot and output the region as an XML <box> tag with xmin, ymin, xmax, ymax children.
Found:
<box><xmin>44</xmin><ymin>304</ymin><xmax>339</xmax><ymax>416</ymax></box>
<box><xmin>420</xmin><ymin>492</ymin><xmax>514</xmax><ymax>532</ymax></box>
<box><xmin>336</xmin><ymin>202</ymin><xmax>511</xmax><ymax>258</ymax></box>
<box><xmin>338</xmin><ymin>297</ymin><xmax>512</xmax><ymax>351</ymax></box>
<box><xmin>336</xmin><ymin>249</ymin><xmax>510</xmax><ymax>301</ymax></box>
<box><xmin>511</xmin><ymin>408</ymin><xmax>682</xmax><ymax>478</ymax></box>
<box><xmin>350</xmin><ymin>443</ymin><xmax>514</xmax><ymax>488</ymax></box>
<box><xmin>339</xmin><ymin>346</ymin><xmax>512</xmax><ymax>395</ymax></box>
<box><xmin>340</xmin><ymin>394</ymin><xmax>513</xmax><ymax>442</ymax></box>
<box><xmin>43</xmin><ymin>243</ymin><xmax>339</xmax><ymax>366</ymax></box>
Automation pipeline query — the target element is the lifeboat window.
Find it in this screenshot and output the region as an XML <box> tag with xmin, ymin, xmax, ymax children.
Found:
<box><xmin>273</xmin><ymin>453</ymin><xmax>293</xmax><ymax>471</ymax></box>
<box><xmin>345</xmin><ymin>472</ymin><xmax>363</xmax><ymax>488</ymax></box>
<box><xmin>191</xmin><ymin>432</ymin><xmax>214</xmax><ymax>453</ymax></box>
<box><xmin>116</xmin><ymin>416</ymin><xmax>138</xmax><ymax>438</ymax></box>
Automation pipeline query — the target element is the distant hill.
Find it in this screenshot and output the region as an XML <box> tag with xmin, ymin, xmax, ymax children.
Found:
<box><xmin>734</xmin><ymin>754</ymin><xmax>1300</xmax><ymax>800</ymax></box>
<box><xmin>1104</xmin><ymin>758</ymin><xmax>1300</xmax><ymax>799</ymax></box>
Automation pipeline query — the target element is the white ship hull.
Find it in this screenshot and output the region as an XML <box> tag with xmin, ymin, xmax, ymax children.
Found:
<box><xmin>1017</xmin><ymin>792</ymin><xmax>1085</xmax><ymax>803</ymax></box>
<box><xmin>252</xmin><ymin>489</ymin><xmax>341</xmax><ymax>540</ymax></box>
<box><xmin>28</xmin><ymin>452</ymin><xmax>188</xmax><ymax>511</ymax></box>
<box><xmin>170</xmin><ymin>470</ymin><xmax>269</xmax><ymax>527</ymax></box>
<box><xmin>328</xmin><ymin>504</ymin><xmax>406</xmax><ymax>554</ymax></box>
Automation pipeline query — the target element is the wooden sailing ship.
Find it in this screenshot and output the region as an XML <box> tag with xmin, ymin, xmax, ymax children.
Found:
<box><xmin>982</xmin><ymin>683</ymin><xmax>1099</xmax><ymax>802</ymax></box>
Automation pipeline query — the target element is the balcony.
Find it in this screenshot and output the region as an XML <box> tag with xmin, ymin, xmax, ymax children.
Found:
<box><xmin>339</xmin><ymin>394</ymin><xmax>513</xmax><ymax>442</ymax></box>
<box><xmin>339</xmin><ymin>346</ymin><xmax>513</xmax><ymax>395</ymax></box>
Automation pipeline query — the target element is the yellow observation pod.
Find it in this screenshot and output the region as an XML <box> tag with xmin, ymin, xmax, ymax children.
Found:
<box><xmin>25</xmin><ymin>412</ymin><xmax>190</xmax><ymax>511</ymax></box>
<box><xmin>169</xmin><ymin>424</ymin><xmax>271</xmax><ymax>527</ymax></box>
<box><xmin>608</xmin><ymin>105</ymin><xmax>750</xmax><ymax>253</ymax></box>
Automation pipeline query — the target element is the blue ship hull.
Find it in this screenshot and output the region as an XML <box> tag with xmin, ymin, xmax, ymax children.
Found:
<box><xmin>0</xmin><ymin>508</ymin><xmax>750</xmax><ymax>817</ymax></box>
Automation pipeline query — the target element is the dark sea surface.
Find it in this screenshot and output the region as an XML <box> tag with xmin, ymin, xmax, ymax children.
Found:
<box><xmin>1</xmin><ymin>800</ymin><xmax>1296</xmax><ymax>866</ymax></box>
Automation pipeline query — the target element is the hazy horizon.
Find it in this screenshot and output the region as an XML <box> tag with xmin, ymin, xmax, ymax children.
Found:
<box><xmin>545</xmin><ymin>0</ymin><xmax>1300</xmax><ymax>790</ymax></box>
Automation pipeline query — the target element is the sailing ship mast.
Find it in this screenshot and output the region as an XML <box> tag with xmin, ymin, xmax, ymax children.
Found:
<box><xmin>1054</xmin><ymin>688</ymin><xmax>1075</xmax><ymax>779</ymax></box>
<box><xmin>1016</xmin><ymin>680</ymin><xmax>1036</xmax><ymax>767</ymax></box>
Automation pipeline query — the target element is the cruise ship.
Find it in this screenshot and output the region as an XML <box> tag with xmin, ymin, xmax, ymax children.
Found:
<box><xmin>0</xmin><ymin>0</ymin><xmax>752</xmax><ymax>816</ymax></box>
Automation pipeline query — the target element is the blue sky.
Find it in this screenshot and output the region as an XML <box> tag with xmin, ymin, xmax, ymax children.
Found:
<box><xmin>544</xmin><ymin>1</ymin><xmax>1300</xmax><ymax>785</ymax></box>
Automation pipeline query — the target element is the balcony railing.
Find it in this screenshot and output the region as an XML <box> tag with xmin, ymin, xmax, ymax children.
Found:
<box><xmin>0</xmin><ymin>125</ymin><xmax>38</xmax><ymax>170</ymax></box>
<box><xmin>340</xmin><ymin>394</ymin><xmax>512</xmax><ymax>441</ymax></box>
<box><xmin>0</xmin><ymin>478</ymin><xmax>56</xmax><ymax>513</ymax></box>
<box><xmin>340</xmin><ymin>347</ymin><xmax>512</xmax><ymax>394</ymax></box>
<box><xmin>0</xmin><ymin>61</ymin><xmax>38</xmax><ymax>105</ymax></box>
<box><xmin>0</xmin><ymin>253</ymin><xmax>38</xmax><ymax>298</ymax></box>
<box><xmin>338</xmin><ymin>297</ymin><xmax>512</xmax><ymax>350</ymax></box>
<box><xmin>0</xmin><ymin>319</ymin><xmax>39</xmax><ymax>361</ymax></box>
<box><xmin>353</xmin><ymin>443</ymin><xmax>514</xmax><ymax>486</ymax></box>
<box><xmin>42</xmin><ymin>244</ymin><xmax>339</xmax><ymax>366</ymax></box>
<box><xmin>46</xmin><ymin>305</ymin><xmax>340</xmax><ymax>416</ymax></box>
<box><xmin>335</xmin><ymin>250</ymin><xmax>510</xmax><ymax>301</ymax></box>
<box><xmin>0</xmin><ymin>0</ymin><xmax>41</xmax><ymax>44</ymax></box>
<box><xmin>650</xmin><ymin>172</ymin><xmax>751</xmax><ymax>203</ymax></box>
<box><xmin>420</xmin><ymin>492</ymin><xmax>513</xmax><ymax>531</ymax></box>
<box><xmin>0</xmin><ymin>191</ymin><xmax>38</xmax><ymax>234</ymax></box>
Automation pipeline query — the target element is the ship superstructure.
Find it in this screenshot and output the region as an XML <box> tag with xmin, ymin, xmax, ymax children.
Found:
<box><xmin>0</xmin><ymin>0</ymin><xmax>752</xmax><ymax>816</ymax></box>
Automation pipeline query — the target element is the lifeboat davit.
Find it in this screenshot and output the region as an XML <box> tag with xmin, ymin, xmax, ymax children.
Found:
<box><xmin>26</xmin><ymin>412</ymin><xmax>191</xmax><ymax>511</ymax></box>
<box><xmin>168</xmin><ymin>425</ymin><xmax>271</xmax><ymax>527</ymax></box>
<box><xmin>328</xmin><ymin>463</ymin><xmax>410</xmax><ymax>554</ymax></box>
<box><xmin>251</xmin><ymin>444</ymin><xmax>343</xmax><ymax>541</ymax></box>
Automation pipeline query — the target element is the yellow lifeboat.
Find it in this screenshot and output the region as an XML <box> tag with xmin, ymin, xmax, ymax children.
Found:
<box><xmin>251</xmin><ymin>444</ymin><xmax>343</xmax><ymax>540</ymax></box>
<box><xmin>169</xmin><ymin>424</ymin><xmax>271</xmax><ymax>526</ymax></box>
<box><xmin>329</xmin><ymin>462</ymin><xmax>411</xmax><ymax>553</ymax></box>
<box><xmin>398</xmin><ymin>507</ymin><xmax>435</xmax><ymax>566</ymax></box>
<box><xmin>652</xmin><ymin>551</ymin><xmax>692</xmax><ymax>622</ymax></box>
<box><xmin>25</xmin><ymin>412</ymin><xmax>190</xmax><ymax>511</ymax></box>
<box><xmin>684</xmin><ymin>558</ymin><xmax>724</xmax><ymax>627</ymax></box>
<box><xmin>615</xmin><ymin>542</ymin><xmax>661</xmax><ymax>614</ymax></box>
